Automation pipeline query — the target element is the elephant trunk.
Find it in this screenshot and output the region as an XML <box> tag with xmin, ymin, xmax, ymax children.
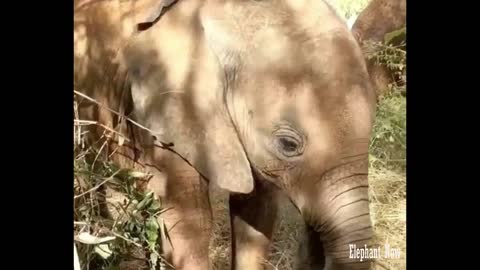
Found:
<box><xmin>298</xmin><ymin>159</ymin><xmax>374</xmax><ymax>269</ymax></box>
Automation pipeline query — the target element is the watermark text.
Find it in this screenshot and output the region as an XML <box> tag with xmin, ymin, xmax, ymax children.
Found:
<box><xmin>349</xmin><ymin>244</ymin><xmax>401</xmax><ymax>262</ymax></box>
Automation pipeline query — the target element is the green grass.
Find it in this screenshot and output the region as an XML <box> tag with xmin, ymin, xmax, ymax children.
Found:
<box><xmin>370</xmin><ymin>91</ymin><xmax>406</xmax><ymax>172</ymax></box>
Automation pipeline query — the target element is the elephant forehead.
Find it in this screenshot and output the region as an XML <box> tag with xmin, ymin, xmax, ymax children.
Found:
<box><xmin>244</xmin><ymin>30</ymin><xmax>363</xmax><ymax>86</ymax></box>
<box><xmin>201</xmin><ymin>0</ymin><xmax>350</xmax><ymax>50</ymax></box>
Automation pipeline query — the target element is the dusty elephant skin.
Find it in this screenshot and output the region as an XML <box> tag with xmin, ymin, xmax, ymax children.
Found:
<box><xmin>351</xmin><ymin>0</ymin><xmax>406</xmax><ymax>98</ymax></box>
<box><xmin>74</xmin><ymin>0</ymin><xmax>376</xmax><ymax>269</ymax></box>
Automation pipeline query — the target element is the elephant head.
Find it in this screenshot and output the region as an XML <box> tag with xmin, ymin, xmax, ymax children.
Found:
<box><xmin>123</xmin><ymin>0</ymin><xmax>376</xmax><ymax>268</ymax></box>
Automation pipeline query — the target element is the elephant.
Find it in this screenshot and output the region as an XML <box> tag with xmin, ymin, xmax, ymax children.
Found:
<box><xmin>351</xmin><ymin>0</ymin><xmax>406</xmax><ymax>99</ymax></box>
<box><xmin>74</xmin><ymin>0</ymin><xmax>377</xmax><ymax>269</ymax></box>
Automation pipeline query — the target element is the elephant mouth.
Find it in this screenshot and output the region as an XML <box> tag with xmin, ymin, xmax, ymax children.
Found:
<box><xmin>298</xmin><ymin>226</ymin><xmax>327</xmax><ymax>269</ymax></box>
<box><xmin>250</xmin><ymin>161</ymin><xmax>298</xmax><ymax>188</ymax></box>
<box><xmin>250</xmin><ymin>165</ymin><xmax>331</xmax><ymax>269</ymax></box>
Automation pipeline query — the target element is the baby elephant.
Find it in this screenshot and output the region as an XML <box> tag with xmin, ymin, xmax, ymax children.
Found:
<box><xmin>74</xmin><ymin>0</ymin><xmax>377</xmax><ymax>269</ymax></box>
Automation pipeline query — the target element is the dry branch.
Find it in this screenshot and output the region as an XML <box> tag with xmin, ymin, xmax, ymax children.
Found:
<box><xmin>73</xmin><ymin>90</ymin><xmax>173</xmax><ymax>148</ymax></box>
<box><xmin>74</xmin><ymin>169</ymin><xmax>122</xmax><ymax>199</ymax></box>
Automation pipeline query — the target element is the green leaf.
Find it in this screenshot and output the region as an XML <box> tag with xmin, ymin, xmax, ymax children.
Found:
<box><xmin>95</xmin><ymin>244</ymin><xmax>113</xmax><ymax>259</ymax></box>
<box><xmin>384</xmin><ymin>27</ymin><xmax>406</xmax><ymax>45</ymax></box>
<box><xmin>149</xmin><ymin>200</ymin><xmax>162</xmax><ymax>213</ymax></box>
<box><xmin>160</xmin><ymin>218</ymin><xmax>173</xmax><ymax>249</ymax></box>
<box><xmin>136</xmin><ymin>192</ymin><xmax>154</xmax><ymax>210</ymax></box>
<box><xmin>145</xmin><ymin>217</ymin><xmax>159</xmax><ymax>243</ymax></box>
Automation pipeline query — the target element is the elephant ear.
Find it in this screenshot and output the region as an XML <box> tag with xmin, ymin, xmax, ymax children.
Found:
<box><xmin>122</xmin><ymin>5</ymin><xmax>254</xmax><ymax>194</ymax></box>
<box><xmin>135</xmin><ymin>0</ymin><xmax>178</xmax><ymax>32</ymax></box>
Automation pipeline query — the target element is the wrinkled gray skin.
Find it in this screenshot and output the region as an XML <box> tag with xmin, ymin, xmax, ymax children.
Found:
<box><xmin>74</xmin><ymin>0</ymin><xmax>376</xmax><ymax>269</ymax></box>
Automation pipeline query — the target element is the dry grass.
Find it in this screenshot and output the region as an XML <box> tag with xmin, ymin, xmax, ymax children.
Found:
<box><xmin>369</xmin><ymin>168</ymin><xmax>406</xmax><ymax>270</ymax></box>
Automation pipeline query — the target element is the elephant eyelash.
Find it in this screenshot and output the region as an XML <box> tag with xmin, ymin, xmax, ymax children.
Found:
<box><xmin>276</xmin><ymin>136</ymin><xmax>304</xmax><ymax>157</ymax></box>
<box><xmin>278</xmin><ymin>136</ymin><xmax>300</xmax><ymax>152</ymax></box>
<box><xmin>271</xmin><ymin>125</ymin><xmax>306</xmax><ymax>159</ymax></box>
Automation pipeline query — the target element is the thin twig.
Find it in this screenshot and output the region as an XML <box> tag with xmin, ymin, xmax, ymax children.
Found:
<box><xmin>74</xmin><ymin>119</ymin><xmax>131</xmax><ymax>143</ymax></box>
<box><xmin>110</xmin><ymin>203</ymin><xmax>125</xmax><ymax>230</ymax></box>
<box><xmin>111</xmin><ymin>231</ymin><xmax>142</xmax><ymax>247</ymax></box>
<box><xmin>262</xmin><ymin>259</ymin><xmax>279</xmax><ymax>270</ymax></box>
<box><xmin>73</xmin><ymin>90</ymin><xmax>171</xmax><ymax>147</ymax></box>
<box><xmin>74</xmin><ymin>221</ymin><xmax>89</xmax><ymax>226</ymax></box>
<box><xmin>74</xmin><ymin>169</ymin><xmax>122</xmax><ymax>199</ymax></box>
<box><xmin>92</xmin><ymin>137</ymin><xmax>108</xmax><ymax>170</ymax></box>
<box><xmin>150</xmin><ymin>248</ymin><xmax>176</xmax><ymax>269</ymax></box>
<box><xmin>74</xmin><ymin>120</ymin><xmax>97</xmax><ymax>125</ymax></box>
<box><xmin>74</xmin><ymin>101</ymin><xmax>82</xmax><ymax>146</ymax></box>
<box><xmin>155</xmin><ymin>206</ymin><xmax>174</xmax><ymax>216</ymax></box>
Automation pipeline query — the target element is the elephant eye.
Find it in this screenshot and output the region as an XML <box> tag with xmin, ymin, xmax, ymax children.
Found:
<box><xmin>273</xmin><ymin>127</ymin><xmax>305</xmax><ymax>158</ymax></box>
<box><xmin>279</xmin><ymin>137</ymin><xmax>299</xmax><ymax>153</ymax></box>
